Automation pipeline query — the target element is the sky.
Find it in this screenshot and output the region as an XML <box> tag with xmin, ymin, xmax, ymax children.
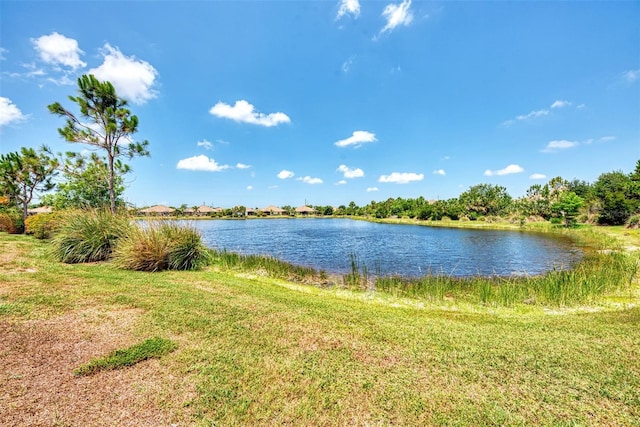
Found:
<box><xmin>1</xmin><ymin>0</ymin><xmax>639</xmax><ymax>209</ymax></box>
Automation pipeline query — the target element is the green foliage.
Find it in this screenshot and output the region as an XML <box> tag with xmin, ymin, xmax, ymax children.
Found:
<box><xmin>551</xmin><ymin>191</ymin><xmax>584</xmax><ymax>227</ymax></box>
<box><xmin>24</xmin><ymin>212</ymin><xmax>64</xmax><ymax>239</ymax></box>
<box><xmin>113</xmin><ymin>222</ymin><xmax>210</xmax><ymax>271</ymax></box>
<box><xmin>44</xmin><ymin>152</ymin><xmax>126</xmax><ymax>209</ymax></box>
<box><xmin>48</xmin><ymin>74</ymin><xmax>150</xmax><ymax>214</ymax></box>
<box><xmin>0</xmin><ymin>209</ymin><xmax>24</xmax><ymax>234</ymax></box>
<box><xmin>459</xmin><ymin>183</ymin><xmax>512</xmax><ymax>217</ymax></box>
<box><xmin>593</xmin><ymin>171</ymin><xmax>637</xmax><ymax>225</ymax></box>
<box><xmin>0</xmin><ymin>146</ymin><xmax>58</xmax><ymax>223</ymax></box>
<box><xmin>74</xmin><ymin>337</ymin><xmax>177</xmax><ymax>376</ymax></box>
<box><xmin>626</xmin><ymin>214</ymin><xmax>640</xmax><ymax>229</ymax></box>
<box><xmin>50</xmin><ymin>210</ymin><xmax>131</xmax><ymax>263</ymax></box>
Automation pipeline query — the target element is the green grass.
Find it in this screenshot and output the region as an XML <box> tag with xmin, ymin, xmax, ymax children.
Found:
<box><xmin>1</xmin><ymin>230</ymin><xmax>639</xmax><ymax>425</ymax></box>
<box><xmin>74</xmin><ymin>337</ymin><xmax>178</xmax><ymax>376</ymax></box>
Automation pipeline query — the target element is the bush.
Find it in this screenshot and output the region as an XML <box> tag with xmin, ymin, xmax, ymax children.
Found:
<box><xmin>24</xmin><ymin>212</ymin><xmax>64</xmax><ymax>239</ymax></box>
<box><xmin>113</xmin><ymin>222</ymin><xmax>210</xmax><ymax>272</ymax></box>
<box><xmin>626</xmin><ymin>214</ymin><xmax>640</xmax><ymax>229</ymax></box>
<box><xmin>0</xmin><ymin>210</ymin><xmax>24</xmax><ymax>234</ymax></box>
<box><xmin>51</xmin><ymin>210</ymin><xmax>131</xmax><ymax>263</ymax></box>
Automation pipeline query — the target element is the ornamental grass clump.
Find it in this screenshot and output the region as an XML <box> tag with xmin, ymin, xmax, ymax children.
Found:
<box><xmin>113</xmin><ymin>222</ymin><xmax>210</xmax><ymax>272</ymax></box>
<box><xmin>51</xmin><ymin>210</ymin><xmax>131</xmax><ymax>263</ymax></box>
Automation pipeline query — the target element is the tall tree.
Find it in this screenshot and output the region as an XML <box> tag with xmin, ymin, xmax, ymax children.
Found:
<box><xmin>459</xmin><ymin>183</ymin><xmax>512</xmax><ymax>218</ymax></box>
<box><xmin>41</xmin><ymin>152</ymin><xmax>125</xmax><ymax>209</ymax></box>
<box><xmin>593</xmin><ymin>171</ymin><xmax>634</xmax><ymax>225</ymax></box>
<box><xmin>48</xmin><ymin>74</ymin><xmax>149</xmax><ymax>213</ymax></box>
<box><xmin>0</xmin><ymin>147</ymin><xmax>58</xmax><ymax>223</ymax></box>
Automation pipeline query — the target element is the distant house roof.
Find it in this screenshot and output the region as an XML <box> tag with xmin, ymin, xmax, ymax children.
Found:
<box><xmin>197</xmin><ymin>205</ymin><xmax>216</xmax><ymax>213</ymax></box>
<box><xmin>262</xmin><ymin>205</ymin><xmax>285</xmax><ymax>213</ymax></box>
<box><xmin>139</xmin><ymin>205</ymin><xmax>175</xmax><ymax>214</ymax></box>
<box><xmin>295</xmin><ymin>205</ymin><xmax>315</xmax><ymax>213</ymax></box>
<box><xmin>27</xmin><ymin>206</ymin><xmax>53</xmax><ymax>214</ymax></box>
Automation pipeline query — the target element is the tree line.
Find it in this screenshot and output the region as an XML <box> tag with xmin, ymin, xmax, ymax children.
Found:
<box><xmin>1</xmin><ymin>74</ymin><xmax>639</xmax><ymax>231</ymax></box>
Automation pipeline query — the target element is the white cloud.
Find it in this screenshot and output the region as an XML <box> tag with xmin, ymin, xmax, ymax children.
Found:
<box><xmin>542</xmin><ymin>140</ymin><xmax>578</xmax><ymax>153</ymax></box>
<box><xmin>551</xmin><ymin>100</ymin><xmax>571</xmax><ymax>109</ymax></box>
<box><xmin>247</xmin><ymin>186</ymin><xmax>253</xmax><ymax>190</ymax></box>
<box><xmin>0</xmin><ymin>97</ymin><xmax>26</xmax><ymax>127</ymax></box>
<box><xmin>89</xmin><ymin>44</ymin><xmax>158</xmax><ymax>104</ymax></box>
<box><xmin>277</xmin><ymin>170</ymin><xmax>295</xmax><ymax>179</ymax></box>
<box><xmin>337</xmin><ymin>0</ymin><xmax>360</xmax><ymax>19</ymax></box>
<box><xmin>503</xmin><ymin>100</ymin><xmax>576</xmax><ymax>126</ymax></box>
<box><xmin>337</xmin><ymin>164</ymin><xmax>364</xmax><ymax>178</ymax></box>
<box><xmin>236</xmin><ymin>163</ymin><xmax>252</xmax><ymax>169</ymax></box>
<box><xmin>433</xmin><ymin>169</ymin><xmax>446</xmax><ymax>176</ymax></box>
<box><xmin>334</xmin><ymin>130</ymin><xmax>377</xmax><ymax>148</ymax></box>
<box><xmin>176</xmin><ymin>155</ymin><xmax>230</xmax><ymax>172</ymax></box>
<box><xmin>297</xmin><ymin>176</ymin><xmax>323</xmax><ymax>184</ymax></box>
<box><xmin>530</xmin><ymin>173</ymin><xmax>547</xmax><ymax>180</ymax></box>
<box><xmin>484</xmin><ymin>164</ymin><xmax>524</xmax><ymax>176</ymax></box>
<box><xmin>623</xmin><ymin>69</ymin><xmax>640</xmax><ymax>83</ymax></box>
<box><xmin>378</xmin><ymin>172</ymin><xmax>424</xmax><ymax>184</ymax></box>
<box><xmin>197</xmin><ymin>139</ymin><xmax>213</xmax><ymax>150</ymax></box>
<box><xmin>380</xmin><ymin>0</ymin><xmax>414</xmax><ymax>34</ymax></box>
<box><xmin>209</xmin><ymin>100</ymin><xmax>290</xmax><ymax>127</ymax></box>
<box><xmin>599</xmin><ymin>136</ymin><xmax>616</xmax><ymax>143</ymax></box>
<box><xmin>516</xmin><ymin>109</ymin><xmax>549</xmax><ymax>121</ymax></box>
<box><xmin>0</xmin><ymin>47</ymin><xmax>7</xmax><ymax>60</ymax></box>
<box><xmin>32</xmin><ymin>32</ymin><xmax>86</xmax><ymax>70</ymax></box>
<box><xmin>367</xmin><ymin>187</ymin><xmax>379</xmax><ymax>192</ymax></box>
<box><xmin>342</xmin><ymin>57</ymin><xmax>354</xmax><ymax>73</ymax></box>
<box><xmin>336</xmin><ymin>180</ymin><xmax>347</xmax><ymax>185</ymax></box>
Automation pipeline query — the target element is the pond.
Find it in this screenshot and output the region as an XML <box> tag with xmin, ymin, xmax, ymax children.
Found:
<box><xmin>189</xmin><ymin>218</ymin><xmax>582</xmax><ymax>277</ymax></box>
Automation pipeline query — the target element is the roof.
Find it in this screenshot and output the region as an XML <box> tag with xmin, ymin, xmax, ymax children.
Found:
<box><xmin>295</xmin><ymin>205</ymin><xmax>315</xmax><ymax>213</ymax></box>
<box><xmin>138</xmin><ymin>205</ymin><xmax>175</xmax><ymax>213</ymax></box>
<box><xmin>262</xmin><ymin>205</ymin><xmax>285</xmax><ymax>213</ymax></box>
<box><xmin>28</xmin><ymin>206</ymin><xmax>53</xmax><ymax>214</ymax></box>
<box><xmin>196</xmin><ymin>205</ymin><xmax>216</xmax><ymax>213</ymax></box>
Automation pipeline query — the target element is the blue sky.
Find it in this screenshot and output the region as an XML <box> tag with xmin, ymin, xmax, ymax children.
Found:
<box><xmin>1</xmin><ymin>0</ymin><xmax>639</xmax><ymax>208</ymax></box>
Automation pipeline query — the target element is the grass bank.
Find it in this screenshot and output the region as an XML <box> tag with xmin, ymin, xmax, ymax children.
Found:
<box><xmin>1</xmin><ymin>231</ymin><xmax>639</xmax><ymax>425</ymax></box>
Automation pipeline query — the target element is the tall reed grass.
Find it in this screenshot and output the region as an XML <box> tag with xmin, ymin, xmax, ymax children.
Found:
<box><xmin>210</xmin><ymin>249</ymin><xmax>330</xmax><ymax>284</ymax></box>
<box><xmin>113</xmin><ymin>222</ymin><xmax>210</xmax><ymax>271</ymax></box>
<box><xmin>373</xmin><ymin>250</ymin><xmax>638</xmax><ymax>306</ymax></box>
<box><xmin>50</xmin><ymin>210</ymin><xmax>131</xmax><ymax>263</ymax></box>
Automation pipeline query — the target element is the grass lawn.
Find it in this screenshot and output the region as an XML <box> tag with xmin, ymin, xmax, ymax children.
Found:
<box><xmin>1</xmin><ymin>229</ymin><xmax>639</xmax><ymax>426</ymax></box>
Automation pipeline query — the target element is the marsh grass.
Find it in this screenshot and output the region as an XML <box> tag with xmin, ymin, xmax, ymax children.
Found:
<box><xmin>113</xmin><ymin>221</ymin><xmax>210</xmax><ymax>271</ymax></box>
<box><xmin>210</xmin><ymin>249</ymin><xmax>330</xmax><ymax>284</ymax></box>
<box><xmin>373</xmin><ymin>250</ymin><xmax>638</xmax><ymax>306</ymax></box>
<box><xmin>74</xmin><ymin>337</ymin><xmax>177</xmax><ymax>376</ymax></box>
<box><xmin>50</xmin><ymin>210</ymin><xmax>131</xmax><ymax>263</ymax></box>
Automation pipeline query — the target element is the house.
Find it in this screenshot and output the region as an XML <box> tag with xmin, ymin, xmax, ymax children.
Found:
<box><xmin>27</xmin><ymin>206</ymin><xmax>53</xmax><ymax>215</ymax></box>
<box><xmin>246</xmin><ymin>207</ymin><xmax>257</xmax><ymax>216</ymax></box>
<box><xmin>295</xmin><ymin>205</ymin><xmax>315</xmax><ymax>216</ymax></box>
<box><xmin>138</xmin><ymin>205</ymin><xmax>175</xmax><ymax>216</ymax></box>
<box><xmin>261</xmin><ymin>205</ymin><xmax>286</xmax><ymax>216</ymax></box>
<box><xmin>195</xmin><ymin>205</ymin><xmax>217</xmax><ymax>216</ymax></box>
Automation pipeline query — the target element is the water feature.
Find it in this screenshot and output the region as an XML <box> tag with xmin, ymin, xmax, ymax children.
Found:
<box><xmin>190</xmin><ymin>218</ymin><xmax>582</xmax><ymax>277</ymax></box>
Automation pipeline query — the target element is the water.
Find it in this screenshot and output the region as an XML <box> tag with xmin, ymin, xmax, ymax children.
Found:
<box><xmin>191</xmin><ymin>218</ymin><xmax>582</xmax><ymax>277</ymax></box>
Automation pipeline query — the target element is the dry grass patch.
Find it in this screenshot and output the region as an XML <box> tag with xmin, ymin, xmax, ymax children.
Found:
<box><xmin>0</xmin><ymin>308</ymin><xmax>192</xmax><ymax>427</ymax></box>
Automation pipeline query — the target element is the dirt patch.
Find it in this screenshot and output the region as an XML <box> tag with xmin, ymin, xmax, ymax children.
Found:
<box><xmin>0</xmin><ymin>308</ymin><xmax>192</xmax><ymax>426</ymax></box>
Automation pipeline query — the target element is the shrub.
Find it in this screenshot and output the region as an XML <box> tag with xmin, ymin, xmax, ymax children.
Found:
<box><xmin>0</xmin><ymin>210</ymin><xmax>24</xmax><ymax>234</ymax></box>
<box><xmin>51</xmin><ymin>210</ymin><xmax>131</xmax><ymax>263</ymax></box>
<box><xmin>113</xmin><ymin>222</ymin><xmax>210</xmax><ymax>272</ymax></box>
<box><xmin>24</xmin><ymin>212</ymin><xmax>64</xmax><ymax>239</ymax></box>
<box><xmin>626</xmin><ymin>214</ymin><xmax>640</xmax><ymax>229</ymax></box>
